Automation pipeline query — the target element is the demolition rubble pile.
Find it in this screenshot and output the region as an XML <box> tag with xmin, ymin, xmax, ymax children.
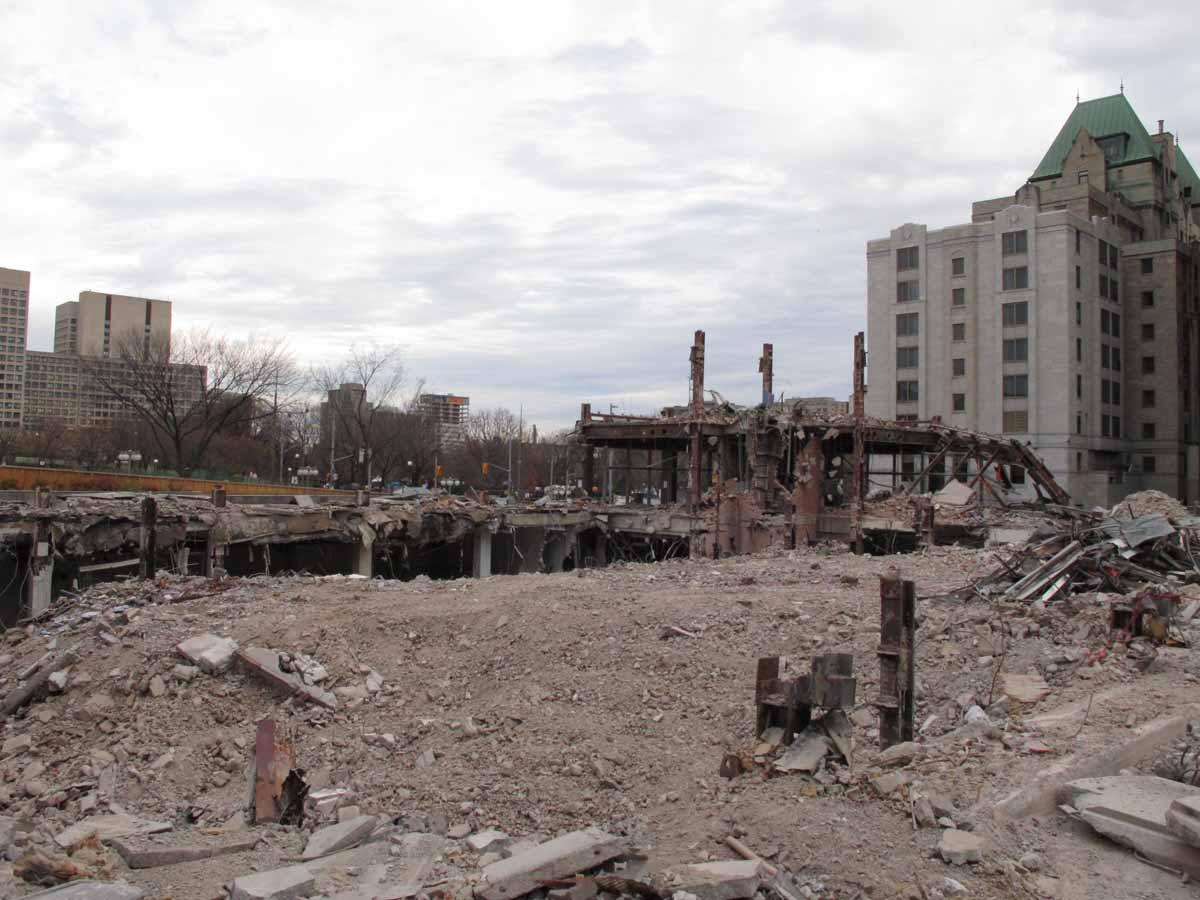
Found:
<box><xmin>3</xmin><ymin>539</ymin><xmax>1200</xmax><ymax>899</ymax></box>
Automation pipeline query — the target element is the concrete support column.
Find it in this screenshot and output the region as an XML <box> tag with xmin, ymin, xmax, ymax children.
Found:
<box><xmin>140</xmin><ymin>497</ymin><xmax>157</xmax><ymax>580</ymax></box>
<box><xmin>355</xmin><ymin>525</ymin><xmax>375</xmax><ymax>577</ymax></box>
<box><xmin>26</xmin><ymin>524</ymin><xmax>53</xmax><ymax>618</ymax></box>
<box><xmin>175</xmin><ymin>546</ymin><xmax>190</xmax><ymax>576</ymax></box>
<box><xmin>544</xmin><ymin>530</ymin><xmax>569</xmax><ymax>573</ymax></box>
<box><xmin>472</xmin><ymin>526</ymin><xmax>493</xmax><ymax>578</ymax></box>
<box><xmin>206</xmin><ymin>533</ymin><xmax>227</xmax><ymax>579</ymax></box>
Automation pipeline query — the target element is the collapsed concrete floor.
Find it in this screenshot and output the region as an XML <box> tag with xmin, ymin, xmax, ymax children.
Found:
<box><xmin>3</xmin><ymin>541</ymin><xmax>1200</xmax><ymax>899</ymax></box>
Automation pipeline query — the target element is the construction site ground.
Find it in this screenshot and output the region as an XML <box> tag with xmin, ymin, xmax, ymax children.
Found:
<box><xmin>3</xmin><ymin>541</ymin><xmax>1199</xmax><ymax>900</ymax></box>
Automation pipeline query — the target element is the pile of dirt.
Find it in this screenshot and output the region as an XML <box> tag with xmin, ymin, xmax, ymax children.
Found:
<box><xmin>1110</xmin><ymin>489</ymin><xmax>1189</xmax><ymax>521</ymax></box>
<box><xmin>1</xmin><ymin>546</ymin><xmax>1198</xmax><ymax>899</ymax></box>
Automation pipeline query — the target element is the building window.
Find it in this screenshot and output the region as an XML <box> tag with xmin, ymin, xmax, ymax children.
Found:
<box><xmin>1101</xmin><ymin>345</ymin><xmax>1110</xmax><ymax>368</ymax></box>
<box><xmin>1100</xmin><ymin>275</ymin><xmax>1109</xmax><ymax>299</ymax></box>
<box><xmin>1003</xmin><ymin>337</ymin><xmax>1028</xmax><ymax>362</ymax></box>
<box><xmin>896</xmin><ymin>414</ymin><xmax>917</xmax><ymax>422</ymax></box>
<box><xmin>1101</xmin><ymin>309</ymin><xmax>1110</xmax><ymax>334</ymax></box>
<box><xmin>1142</xmin><ymin>422</ymin><xmax>1156</xmax><ymax>439</ymax></box>
<box><xmin>952</xmin><ymin>257</ymin><xmax>965</xmax><ymax>276</ymax></box>
<box><xmin>1002</xmin><ymin>230</ymin><xmax>1028</xmax><ymax>256</ymax></box>
<box><xmin>896</xmin><ymin>346</ymin><xmax>919</xmax><ymax>369</ymax></box>
<box><xmin>1113</xmin><ymin>381</ymin><xmax>1121</xmax><ymax>404</ymax></box>
<box><xmin>1076</xmin><ymin>337</ymin><xmax>1082</xmax><ymax>361</ymax></box>
<box><xmin>1076</xmin><ymin>301</ymin><xmax>1082</xmax><ymax>325</ymax></box>
<box><xmin>952</xmin><ymin>287</ymin><xmax>966</xmax><ymax>306</ymax></box>
<box><xmin>1113</xmin><ymin>416</ymin><xmax>1121</xmax><ymax>438</ymax></box>
<box><xmin>1002</xmin><ymin>266</ymin><xmax>1029</xmax><ymax>290</ymax></box>
<box><xmin>1003</xmin><ymin>374</ymin><xmax>1028</xmax><ymax>397</ymax></box>
<box><xmin>897</xmin><ymin>280</ymin><xmax>920</xmax><ymax>302</ymax></box>
<box><xmin>1143</xmin><ymin>389</ymin><xmax>1156</xmax><ymax>407</ymax></box>
<box><xmin>1075</xmin><ymin>230</ymin><xmax>1081</xmax><ymax>254</ymax></box>
<box><xmin>952</xmin><ymin>393</ymin><xmax>966</xmax><ymax>412</ymax></box>
<box><xmin>1078</xmin><ymin>170</ymin><xmax>1089</xmax><ymax>184</ymax></box>
<box><xmin>1009</xmin><ymin>465</ymin><xmax>1026</xmax><ymax>484</ymax></box>
<box><xmin>1110</xmin><ymin>245</ymin><xmax>1118</xmax><ymax>269</ymax></box>
<box><xmin>1144</xmin><ymin>455</ymin><xmax>1157</xmax><ymax>473</ymax></box>
<box><xmin>1099</xmin><ymin>239</ymin><xmax>1109</xmax><ymax>267</ymax></box>
<box><xmin>1101</xmin><ymin>379</ymin><xmax>1111</xmax><ymax>403</ymax></box>
<box><xmin>897</xmin><ymin>247</ymin><xmax>919</xmax><ymax>271</ymax></box>
<box><xmin>1142</xmin><ymin>290</ymin><xmax>1154</xmax><ymax>308</ymax></box>
<box><xmin>896</xmin><ymin>380</ymin><xmax>919</xmax><ymax>403</ymax></box>
<box><xmin>1076</xmin><ymin>373</ymin><xmax>1082</xmax><ymax>398</ymax></box>
<box><xmin>1142</xmin><ymin>323</ymin><xmax>1154</xmax><ymax>341</ymax></box>
<box><xmin>1111</xmin><ymin>278</ymin><xmax>1119</xmax><ymax>303</ymax></box>
<box><xmin>1142</xmin><ymin>355</ymin><xmax>1155</xmax><ymax>374</ymax></box>
<box><xmin>1113</xmin><ymin>347</ymin><xmax>1121</xmax><ymax>371</ymax></box>
<box><xmin>952</xmin><ymin>323</ymin><xmax>966</xmax><ymax>342</ymax></box>
<box><xmin>952</xmin><ymin>357</ymin><xmax>966</xmax><ymax>377</ymax></box>
<box><xmin>1003</xmin><ymin>410</ymin><xmax>1028</xmax><ymax>432</ymax></box>
<box><xmin>1002</xmin><ymin>301</ymin><xmax>1028</xmax><ymax>326</ymax></box>
<box><xmin>1141</xmin><ymin>257</ymin><xmax>1153</xmax><ymax>274</ymax></box>
<box><xmin>896</xmin><ymin>313</ymin><xmax>919</xmax><ymax>336</ymax></box>
<box><xmin>1111</xmin><ymin>313</ymin><xmax>1120</xmax><ymax>337</ymax></box>
<box><xmin>1102</xmin><ymin>414</ymin><xmax>1110</xmax><ymax>437</ymax></box>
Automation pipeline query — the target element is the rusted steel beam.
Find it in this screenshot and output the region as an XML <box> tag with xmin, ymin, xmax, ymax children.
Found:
<box><xmin>851</xmin><ymin>332</ymin><xmax>866</xmax><ymax>554</ymax></box>
<box><xmin>139</xmin><ymin>496</ymin><xmax>157</xmax><ymax>580</ymax></box>
<box><xmin>759</xmin><ymin>343</ymin><xmax>774</xmax><ymax>406</ymax></box>
<box><xmin>253</xmin><ymin>719</ymin><xmax>297</xmax><ymax>825</ymax></box>
<box><xmin>877</xmin><ymin>576</ymin><xmax>916</xmax><ymax>749</ymax></box>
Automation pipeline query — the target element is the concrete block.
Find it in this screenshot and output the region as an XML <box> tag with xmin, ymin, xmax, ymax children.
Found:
<box><xmin>238</xmin><ymin>647</ymin><xmax>338</xmax><ymax>709</ymax></box>
<box><xmin>23</xmin><ymin>882</ymin><xmax>144</xmax><ymax>899</ymax></box>
<box><xmin>302</xmin><ymin>815</ymin><xmax>379</xmax><ymax>860</ymax></box>
<box><xmin>54</xmin><ymin>813</ymin><xmax>172</xmax><ymax>850</ymax></box>
<box><xmin>111</xmin><ymin>832</ymin><xmax>262</xmax><ymax>868</ymax></box>
<box><xmin>467</xmin><ymin>829</ymin><xmax>510</xmax><ymax>852</ymax></box>
<box><xmin>878</xmin><ymin>741</ymin><xmax>921</xmax><ymax>767</ymax></box>
<box><xmin>230</xmin><ymin>864</ymin><xmax>316</xmax><ymax>900</ymax></box>
<box><xmin>176</xmin><ymin>633</ymin><xmax>239</xmax><ymax>674</ymax></box>
<box><xmin>774</xmin><ymin>729</ymin><xmax>829</xmax><ymax>773</ymax></box>
<box><xmin>1064</xmin><ymin>775</ymin><xmax>1200</xmax><ymax>877</ymax></box>
<box><xmin>664</xmin><ymin>859</ymin><xmax>766</xmax><ymax>900</ymax></box>
<box><xmin>475</xmin><ymin>827</ymin><xmax>625</xmax><ymax>900</ymax></box>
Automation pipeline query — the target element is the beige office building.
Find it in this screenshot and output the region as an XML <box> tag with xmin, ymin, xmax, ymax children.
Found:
<box><xmin>867</xmin><ymin>93</ymin><xmax>1200</xmax><ymax>506</ymax></box>
<box><xmin>0</xmin><ymin>268</ymin><xmax>30</xmax><ymax>429</ymax></box>
<box><xmin>54</xmin><ymin>291</ymin><xmax>171</xmax><ymax>357</ymax></box>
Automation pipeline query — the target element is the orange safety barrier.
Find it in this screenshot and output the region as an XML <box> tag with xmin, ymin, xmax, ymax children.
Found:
<box><xmin>0</xmin><ymin>464</ymin><xmax>352</xmax><ymax>497</ymax></box>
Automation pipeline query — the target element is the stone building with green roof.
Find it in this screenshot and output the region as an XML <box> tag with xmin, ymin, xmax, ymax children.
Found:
<box><xmin>867</xmin><ymin>93</ymin><xmax>1200</xmax><ymax>506</ymax></box>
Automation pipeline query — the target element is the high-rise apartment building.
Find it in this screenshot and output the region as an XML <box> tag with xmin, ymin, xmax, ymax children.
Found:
<box><xmin>0</xmin><ymin>268</ymin><xmax>30</xmax><ymax>429</ymax></box>
<box><xmin>418</xmin><ymin>393</ymin><xmax>470</xmax><ymax>445</ymax></box>
<box><xmin>867</xmin><ymin>93</ymin><xmax>1200</xmax><ymax>507</ymax></box>
<box><xmin>54</xmin><ymin>291</ymin><xmax>171</xmax><ymax>357</ymax></box>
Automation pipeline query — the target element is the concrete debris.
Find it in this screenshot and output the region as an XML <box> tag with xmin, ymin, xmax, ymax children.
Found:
<box><xmin>475</xmin><ymin>828</ymin><xmax>626</xmax><ymax>900</ymax></box>
<box><xmin>301</xmin><ymin>815</ymin><xmax>379</xmax><ymax>860</ymax></box>
<box><xmin>230</xmin><ymin>864</ymin><xmax>316</xmax><ymax>900</ymax></box>
<box><xmin>664</xmin><ymin>860</ymin><xmax>766</xmax><ymax>900</ymax></box>
<box><xmin>1000</xmin><ymin>673</ymin><xmax>1051</xmax><ymax>705</ymax></box>
<box><xmin>1065</xmin><ymin>775</ymin><xmax>1200</xmax><ymax>877</ymax></box>
<box><xmin>937</xmin><ymin>829</ymin><xmax>984</xmax><ymax>865</ymax></box>
<box><xmin>111</xmin><ymin>832</ymin><xmax>262</xmax><ymax>868</ymax></box>
<box><xmin>467</xmin><ymin>829</ymin><xmax>511</xmax><ymax>852</ymax></box>
<box><xmin>22</xmin><ymin>882</ymin><xmax>145</xmax><ymax>899</ymax></box>
<box><xmin>54</xmin><ymin>814</ymin><xmax>172</xmax><ymax>851</ymax></box>
<box><xmin>1166</xmin><ymin>795</ymin><xmax>1200</xmax><ymax>847</ymax></box>
<box><xmin>877</xmin><ymin>741</ymin><xmax>921</xmax><ymax>767</ymax></box>
<box><xmin>176</xmin><ymin>633</ymin><xmax>239</xmax><ymax>674</ymax></box>
<box><xmin>238</xmin><ymin>647</ymin><xmax>339</xmax><ymax>708</ymax></box>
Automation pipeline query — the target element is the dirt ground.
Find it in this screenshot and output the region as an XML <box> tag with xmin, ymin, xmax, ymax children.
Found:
<box><xmin>2</xmin><ymin>541</ymin><xmax>1199</xmax><ymax>899</ymax></box>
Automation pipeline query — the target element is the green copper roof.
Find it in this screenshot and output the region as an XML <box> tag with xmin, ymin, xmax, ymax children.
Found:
<box><xmin>1177</xmin><ymin>146</ymin><xmax>1200</xmax><ymax>201</ymax></box>
<box><xmin>1030</xmin><ymin>93</ymin><xmax>1159</xmax><ymax>181</ymax></box>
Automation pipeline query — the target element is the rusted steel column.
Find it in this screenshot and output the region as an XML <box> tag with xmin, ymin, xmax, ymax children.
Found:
<box><xmin>877</xmin><ymin>575</ymin><xmax>916</xmax><ymax>748</ymax></box>
<box><xmin>851</xmin><ymin>331</ymin><xmax>866</xmax><ymax>555</ymax></box>
<box><xmin>212</xmin><ymin>485</ymin><xmax>227</xmax><ymax>507</ymax></box>
<box><xmin>253</xmin><ymin>718</ymin><xmax>297</xmax><ymax>824</ymax></box>
<box><xmin>759</xmin><ymin>342</ymin><xmax>774</xmax><ymax>406</ymax></box>
<box><xmin>579</xmin><ymin>404</ymin><xmax>595</xmax><ymax>496</ymax></box>
<box><xmin>139</xmin><ymin>496</ymin><xmax>157</xmax><ymax>580</ymax></box>
<box><xmin>688</xmin><ymin>330</ymin><xmax>705</xmax><ymax>512</ymax></box>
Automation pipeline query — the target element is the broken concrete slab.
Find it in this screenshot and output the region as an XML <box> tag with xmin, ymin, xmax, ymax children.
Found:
<box><xmin>938</xmin><ymin>829</ymin><xmax>984</xmax><ymax>865</ymax></box>
<box><xmin>230</xmin><ymin>863</ymin><xmax>316</xmax><ymax>900</ymax></box>
<box><xmin>111</xmin><ymin>832</ymin><xmax>262</xmax><ymax>868</ymax></box>
<box><xmin>302</xmin><ymin>815</ymin><xmax>379</xmax><ymax>860</ymax></box>
<box><xmin>664</xmin><ymin>859</ymin><xmax>766</xmax><ymax>900</ymax></box>
<box><xmin>468</xmin><ymin>829</ymin><xmax>510</xmax><ymax>852</ymax></box>
<box><xmin>238</xmin><ymin>647</ymin><xmax>338</xmax><ymax>709</ymax></box>
<box><xmin>774</xmin><ymin>728</ymin><xmax>829</xmax><ymax>774</ymax></box>
<box><xmin>1166</xmin><ymin>795</ymin><xmax>1200</xmax><ymax>847</ymax></box>
<box><xmin>878</xmin><ymin>741</ymin><xmax>921</xmax><ymax>767</ymax></box>
<box><xmin>176</xmin><ymin>633</ymin><xmax>239</xmax><ymax>674</ymax></box>
<box><xmin>475</xmin><ymin>827</ymin><xmax>626</xmax><ymax>900</ymax></box>
<box><xmin>1064</xmin><ymin>775</ymin><xmax>1200</xmax><ymax>877</ymax></box>
<box><xmin>381</xmin><ymin>832</ymin><xmax>446</xmax><ymax>897</ymax></box>
<box><xmin>23</xmin><ymin>882</ymin><xmax>145</xmax><ymax>899</ymax></box>
<box><xmin>821</xmin><ymin>708</ymin><xmax>853</xmax><ymax>765</ymax></box>
<box><xmin>1000</xmin><ymin>673</ymin><xmax>1051</xmax><ymax>705</ymax></box>
<box><xmin>54</xmin><ymin>813</ymin><xmax>172</xmax><ymax>850</ymax></box>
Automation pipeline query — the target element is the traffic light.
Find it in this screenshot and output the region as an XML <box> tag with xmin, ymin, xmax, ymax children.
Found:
<box><xmin>482</xmin><ymin>462</ymin><xmax>490</xmax><ymax>475</ymax></box>
<box><xmin>436</xmin><ymin>465</ymin><xmax>444</xmax><ymax>478</ymax></box>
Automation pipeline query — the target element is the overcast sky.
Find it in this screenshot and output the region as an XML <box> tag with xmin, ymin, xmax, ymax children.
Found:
<box><xmin>2</xmin><ymin>1</ymin><xmax>1196</xmax><ymax>431</ymax></box>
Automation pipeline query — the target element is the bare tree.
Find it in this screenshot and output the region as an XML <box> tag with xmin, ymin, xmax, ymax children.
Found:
<box><xmin>311</xmin><ymin>344</ymin><xmax>407</xmax><ymax>487</ymax></box>
<box><xmin>448</xmin><ymin>406</ymin><xmax>521</xmax><ymax>491</ymax></box>
<box><xmin>86</xmin><ymin>328</ymin><xmax>297</xmax><ymax>475</ymax></box>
